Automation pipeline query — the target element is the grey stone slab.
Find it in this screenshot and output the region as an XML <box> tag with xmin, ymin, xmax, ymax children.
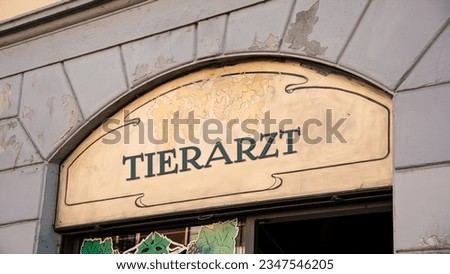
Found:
<box><xmin>394</xmin><ymin>165</ymin><xmax>450</xmax><ymax>252</ymax></box>
<box><xmin>0</xmin><ymin>74</ymin><xmax>22</xmax><ymax>119</ymax></box>
<box><xmin>398</xmin><ymin>23</ymin><xmax>450</xmax><ymax>91</ymax></box>
<box><xmin>281</xmin><ymin>0</ymin><xmax>368</xmax><ymax>61</ymax></box>
<box><xmin>394</xmin><ymin>84</ymin><xmax>450</xmax><ymax>168</ymax></box>
<box><xmin>20</xmin><ymin>64</ymin><xmax>84</xmax><ymax>158</ymax></box>
<box><xmin>0</xmin><ymin>165</ymin><xmax>44</xmax><ymax>225</ymax></box>
<box><xmin>64</xmin><ymin>47</ymin><xmax>128</xmax><ymax>119</ymax></box>
<box><xmin>225</xmin><ymin>0</ymin><xmax>294</xmax><ymax>53</ymax></box>
<box><xmin>0</xmin><ymin>119</ymin><xmax>42</xmax><ymax>170</ymax></box>
<box><xmin>339</xmin><ymin>0</ymin><xmax>450</xmax><ymax>89</ymax></box>
<box><xmin>122</xmin><ymin>26</ymin><xmax>195</xmax><ymax>87</ymax></box>
<box><xmin>197</xmin><ymin>15</ymin><xmax>227</xmax><ymax>59</ymax></box>
<box><xmin>0</xmin><ymin>221</ymin><xmax>38</xmax><ymax>253</ymax></box>
<box><xmin>36</xmin><ymin>163</ymin><xmax>58</xmax><ymax>254</ymax></box>
<box><xmin>397</xmin><ymin>248</ymin><xmax>450</xmax><ymax>254</ymax></box>
<box><xmin>0</xmin><ymin>0</ymin><xmax>263</xmax><ymax>79</ymax></box>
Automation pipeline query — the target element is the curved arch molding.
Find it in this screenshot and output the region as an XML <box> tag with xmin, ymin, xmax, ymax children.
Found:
<box><xmin>55</xmin><ymin>60</ymin><xmax>392</xmax><ymax>229</ymax></box>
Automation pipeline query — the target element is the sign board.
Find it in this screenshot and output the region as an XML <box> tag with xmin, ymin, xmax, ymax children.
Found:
<box><xmin>56</xmin><ymin>61</ymin><xmax>392</xmax><ymax>228</ymax></box>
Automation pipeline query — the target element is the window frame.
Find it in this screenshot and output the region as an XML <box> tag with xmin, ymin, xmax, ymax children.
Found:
<box><xmin>60</xmin><ymin>187</ymin><xmax>392</xmax><ymax>254</ymax></box>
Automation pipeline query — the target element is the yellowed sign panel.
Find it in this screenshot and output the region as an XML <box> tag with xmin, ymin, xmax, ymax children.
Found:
<box><xmin>56</xmin><ymin>61</ymin><xmax>392</xmax><ymax>228</ymax></box>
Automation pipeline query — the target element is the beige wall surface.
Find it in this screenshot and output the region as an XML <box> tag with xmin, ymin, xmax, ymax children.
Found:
<box><xmin>0</xmin><ymin>0</ymin><xmax>61</xmax><ymax>21</ymax></box>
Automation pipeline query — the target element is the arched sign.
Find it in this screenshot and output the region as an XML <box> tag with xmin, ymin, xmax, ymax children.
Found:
<box><xmin>56</xmin><ymin>61</ymin><xmax>392</xmax><ymax>228</ymax></box>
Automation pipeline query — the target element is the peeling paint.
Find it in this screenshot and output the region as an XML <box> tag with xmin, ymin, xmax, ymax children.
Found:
<box><xmin>0</xmin><ymin>133</ymin><xmax>5</xmax><ymax>154</ymax></box>
<box><xmin>37</xmin><ymin>133</ymin><xmax>45</xmax><ymax>146</ymax></box>
<box><xmin>23</xmin><ymin>154</ymin><xmax>35</xmax><ymax>164</ymax></box>
<box><xmin>20</xmin><ymin>166</ymin><xmax>40</xmax><ymax>175</ymax></box>
<box><xmin>47</xmin><ymin>96</ymin><xmax>56</xmax><ymax>115</ymax></box>
<box><xmin>303</xmin><ymin>40</ymin><xmax>327</xmax><ymax>56</ymax></box>
<box><xmin>155</xmin><ymin>55</ymin><xmax>175</xmax><ymax>69</ymax></box>
<box><xmin>0</xmin><ymin>124</ymin><xmax>23</xmax><ymax>161</ymax></box>
<box><xmin>284</xmin><ymin>0</ymin><xmax>327</xmax><ymax>56</ymax></box>
<box><xmin>249</xmin><ymin>33</ymin><xmax>280</xmax><ymax>51</ymax></box>
<box><xmin>133</xmin><ymin>64</ymin><xmax>151</xmax><ymax>82</ymax></box>
<box><xmin>58</xmin><ymin>95</ymin><xmax>80</xmax><ymax>143</ymax></box>
<box><xmin>0</xmin><ymin>133</ymin><xmax>13</xmax><ymax>154</ymax></box>
<box><xmin>202</xmin><ymin>38</ymin><xmax>221</xmax><ymax>55</ymax></box>
<box><xmin>420</xmin><ymin>234</ymin><xmax>450</xmax><ymax>248</ymax></box>
<box><xmin>62</xmin><ymin>95</ymin><xmax>79</xmax><ymax>127</ymax></box>
<box><xmin>7</xmin><ymin>120</ymin><xmax>17</xmax><ymax>129</ymax></box>
<box><xmin>32</xmin><ymin>73</ymin><xmax>38</xmax><ymax>87</ymax></box>
<box><xmin>0</xmin><ymin>83</ymin><xmax>12</xmax><ymax>115</ymax></box>
<box><xmin>22</xmin><ymin>105</ymin><xmax>35</xmax><ymax>120</ymax></box>
<box><xmin>6</xmin><ymin>136</ymin><xmax>20</xmax><ymax>153</ymax></box>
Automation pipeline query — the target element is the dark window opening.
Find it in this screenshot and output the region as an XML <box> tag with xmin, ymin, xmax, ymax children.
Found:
<box><xmin>62</xmin><ymin>219</ymin><xmax>242</xmax><ymax>254</ymax></box>
<box><xmin>255</xmin><ymin>211</ymin><xmax>393</xmax><ymax>254</ymax></box>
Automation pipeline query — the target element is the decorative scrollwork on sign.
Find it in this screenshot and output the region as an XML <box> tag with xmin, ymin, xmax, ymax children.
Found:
<box><xmin>56</xmin><ymin>61</ymin><xmax>392</xmax><ymax>229</ymax></box>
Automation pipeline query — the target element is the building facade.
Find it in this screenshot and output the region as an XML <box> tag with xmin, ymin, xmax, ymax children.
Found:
<box><xmin>0</xmin><ymin>0</ymin><xmax>449</xmax><ymax>253</ymax></box>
